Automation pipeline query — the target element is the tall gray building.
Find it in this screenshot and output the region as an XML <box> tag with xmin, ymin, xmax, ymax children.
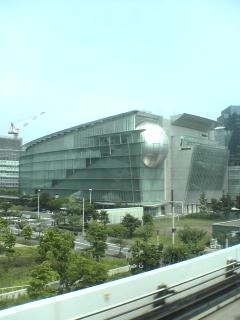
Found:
<box><xmin>218</xmin><ymin>105</ymin><xmax>240</xmax><ymax>200</ymax></box>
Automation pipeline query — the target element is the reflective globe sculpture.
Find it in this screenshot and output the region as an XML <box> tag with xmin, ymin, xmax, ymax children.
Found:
<box><xmin>136</xmin><ymin>122</ymin><xmax>169</xmax><ymax>167</ymax></box>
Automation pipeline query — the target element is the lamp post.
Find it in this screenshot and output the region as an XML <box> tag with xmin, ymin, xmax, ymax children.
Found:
<box><xmin>37</xmin><ymin>189</ymin><xmax>40</xmax><ymax>220</ymax></box>
<box><xmin>169</xmin><ymin>201</ymin><xmax>184</xmax><ymax>247</ymax></box>
<box><xmin>172</xmin><ymin>206</ymin><xmax>176</xmax><ymax>246</ymax></box>
<box><xmin>89</xmin><ymin>188</ymin><xmax>92</xmax><ymax>204</ymax></box>
<box><xmin>82</xmin><ymin>197</ymin><xmax>85</xmax><ymax>238</ymax></box>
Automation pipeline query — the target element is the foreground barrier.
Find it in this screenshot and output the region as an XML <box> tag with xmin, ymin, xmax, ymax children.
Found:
<box><xmin>0</xmin><ymin>245</ymin><xmax>239</xmax><ymax>320</ymax></box>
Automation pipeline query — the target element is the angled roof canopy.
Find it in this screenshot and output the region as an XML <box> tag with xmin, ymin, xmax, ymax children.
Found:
<box><xmin>171</xmin><ymin>113</ymin><xmax>218</xmax><ymax>132</ymax></box>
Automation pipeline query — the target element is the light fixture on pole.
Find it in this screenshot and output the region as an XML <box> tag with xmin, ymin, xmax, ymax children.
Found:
<box><xmin>89</xmin><ymin>188</ymin><xmax>92</xmax><ymax>204</ymax></box>
<box><xmin>37</xmin><ymin>189</ymin><xmax>41</xmax><ymax>220</ymax></box>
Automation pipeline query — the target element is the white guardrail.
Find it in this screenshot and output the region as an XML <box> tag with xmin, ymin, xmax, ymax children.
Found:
<box><xmin>0</xmin><ymin>245</ymin><xmax>239</xmax><ymax>320</ymax></box>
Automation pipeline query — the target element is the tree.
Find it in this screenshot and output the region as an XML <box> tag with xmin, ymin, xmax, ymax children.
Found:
<box><xmin>178</xmin><ymin>226</ymin><xmax>209</xmax><ymax>255</ymax></box>
<box><xmin>39</xmin><ymin>192</ymin><xmax>51</xmax><ymax>209</ymax></box>
<box><xmin>107</xmin><ymin>224</ymin><xmax>128</xmax><ymax>256</ymax></box>
<box><xmin>38</xmin><ymin>228</ymin><xmax>75</xmax><ymax>291</ymax></box>
<box><xmin>0</xmin><ymin>201</ymin><xmax>11</xmax><ymax>217</ymax></box>
<box><xmin>129</xmin><ymin>240</ymin><xmax>163</xmax><ymax>273</ymax></box>
<box><xmin>198</xmin><ymin>192</ymin><xmax>208</xmax><ymax>213</ymax></box>
<box><xmin>220</xmin><ymin>193</ymin><xmax>233</xmax><ymax>219</ymax></box>
<box><xmin>85</xmin><ymin>221</ymin><xmax>107</xmax><ymax>261</ymax></box>
<box><xmin>0</xmin><ymin>217</ymin><xmax>8</xmax><ymax>229</ymax></box>
<box><xmin>28</xmin><ymin>261</ymin><xmax>59</xmax><ymax>299</ymax></box>
<box><xmin>34</xmin><ymin>222</ymin><xmax>46</xmax><ymax>238</ymax></box>
<box><xmin>52</xmin><ymin>211</ymin><xmax>65</xmax><ymax>226</ymax></box>
<box><xmin>143</xmin><ymin>212</ymin><xmax>153</xmax><ymax>225</ymax></box>
<box><xmin>98</xmin><ymin>210</ymin><xmax>110</xmax><ymax>226</ymax></box>
<box><xmin>1</xmin><ymin>227</ymin><xmax>16</xmax><ymax>266</ymax></box>
<box><xmin>66</xmin><ymin>198</ymin><xmax>82</xmax><ymax>216</ymax></box>
<box><xmin>178</xmin><ymin>226</ymin><xmax>208</xmax><ymax>245</ymax></box>
<box><xmin>236</xmin><ymin>194</ymin><xmax>240</xmax><ymax>209</ymax></box>
<box><xmin>121</xmin><ymin>214</ymin><xmax>141</xmax><ymax>237</ymax></box>
<box><xmin>21</xmin><ymin>225</ymin><xmax>33</xmax><ymax>243</ymax></box>
<box><xmin>162</xmin><ymin>244</ymin><xmax>191</xmax><ymax>265</ymax></box>
<box><xmin>68</xmin><ymin>214</ymin><xmax>81</xmax><ymax>227</ymax></box>
<box><xmin>16</xmin><ymin>220</ymin><xmax>27</xmax><ymax>230</ymax></box>
<box><xmin>66</xmin><ymin>198</ymin><xmax>98</xmax><ymax>224</ymax></box>
<box><xmin>133</xmin><ymin>224</ymin><xmax>153</xmax><ymax>242</ymax></box>
<box><xmin>84</xmin><ymin>202</ymin><xmax>98</xmax><ymax>223</ymax></box>
<box><xmin>47</xmin><ymin>198</ymin><xmax>64</xmax><ymax>212</ymax></box>
<box><xmin>210</xmin><ymin>198</ymin><xmax>222</xmax><ymax>215</ymax></box>
<box><xmin>1</xmin><ymin>227</ymin><xmax>16</xmax><ymax>254</ymax></box>
<box><xmin>66</xmin><ymin>252</ymin><xmax>107</xmax><ymax>290</ymax></box>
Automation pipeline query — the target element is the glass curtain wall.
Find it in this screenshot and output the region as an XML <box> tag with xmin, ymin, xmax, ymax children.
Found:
<box><xmin>20</xmin><ymin>112</ymin><xmax>165</xmax><ymax>204</ymax></box>
<box><xmin>185</xmin><ymin>144</ymin><xmax>228</xmax><ymax>203</ymax></box>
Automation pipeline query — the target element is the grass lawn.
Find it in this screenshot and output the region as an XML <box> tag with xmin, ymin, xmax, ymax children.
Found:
<box><xmin>0</xmin><ymin>246</ymin><xmax>127</xmax><ymax>291</ymax></box>
<box><xmin>0</xmin><ymin>247</ymin><xmax>38</xmax><ymax>289</ymax></box>
<box><xmin>152</xmin><ymin>215</ymin><xmax>228</xmax><ymax>246</ymax></box>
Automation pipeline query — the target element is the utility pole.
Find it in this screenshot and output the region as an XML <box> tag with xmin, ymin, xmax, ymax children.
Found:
<box><xmin>82</xmin><ymin>197</ymin><xmax>85</xmax><ymax>238</ymax></box>
<box><xmin>172</xmin><ymin>206</ymin><xmax>176</xmax><ymax>247</ymax></box>
<box><xmin>37</xmin><ymin>189</ymin><xmax>40</xmax><ymax>220</ymax></box>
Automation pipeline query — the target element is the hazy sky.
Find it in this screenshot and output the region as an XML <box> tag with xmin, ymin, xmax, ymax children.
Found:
<box><xmin>0</xmin><ymin>0</ymin><xmax>240</xmax><ymax>143</ymax></box>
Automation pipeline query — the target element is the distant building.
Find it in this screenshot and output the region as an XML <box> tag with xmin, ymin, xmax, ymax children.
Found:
<box><xmin>0</xmin><ymin>137</ymin><xmax>22</xmax><ymax>189</ymax></box>
<box><xmin>218</xmin><ymin>105</ymin><xmax>240</xmax><ymax>200</ymax></box>
<box><xmin>19</xmin><ymin>110</ymin><xmax>228</xmax><ymax>215</ymax></box>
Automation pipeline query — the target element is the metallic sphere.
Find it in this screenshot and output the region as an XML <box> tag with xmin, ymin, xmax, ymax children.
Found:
<box><xmin>136</xmin><ymin>122</ymin><xmax>169</xmax><ymax>167</ymax></box>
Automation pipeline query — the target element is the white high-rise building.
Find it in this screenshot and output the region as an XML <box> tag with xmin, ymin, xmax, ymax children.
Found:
<box><xmin>0</xmin><ymin>137</ymin><xmax>22</xmax><ymax>189</ymax></box>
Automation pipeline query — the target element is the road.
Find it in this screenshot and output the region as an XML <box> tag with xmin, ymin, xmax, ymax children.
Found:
<box><xmin>74</xmin><ymin>235</ymin><xmax>130</xmax><ymax>257</ymax></box>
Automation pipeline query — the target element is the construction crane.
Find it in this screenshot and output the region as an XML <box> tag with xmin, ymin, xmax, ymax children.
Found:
<box><xmin>8</xmin><ymin>111</ymin><xmax>45</xmax><ymax>138</ymax></box>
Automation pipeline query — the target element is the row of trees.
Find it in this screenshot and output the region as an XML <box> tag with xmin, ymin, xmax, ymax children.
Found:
<box><xmin>129</xmin><ymin>225</ymin><xmax>209</xmax><ymax>273</ymax></box>
<box><xmin>198</xmin><ymin>191</ymin><xmax>239</xmax><ymax>218</ymax></box>
<box><xmin>28</xmin><ymin>227</ymin><xmax>108</xmax><ymax>297</ymax></box>
<box><xmin>28</xmin><ymin>221</ymin><xmax>209</xmax><ymax>298</ymax></box>
<box><xmin>0</xmin><ymin>217</ymin><xmax>35</xmax><ymax>269</ymax></box>
<box><xmin>0</xmin><ymin>191</ymin><xmax>213</xmax><ymax>302</ymax></box>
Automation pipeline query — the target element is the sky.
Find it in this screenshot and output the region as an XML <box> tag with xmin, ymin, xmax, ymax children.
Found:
<box><xmin>0</xmin><ymin>0</ymin><xmax>240</xmax><ymax>143</ymax></box>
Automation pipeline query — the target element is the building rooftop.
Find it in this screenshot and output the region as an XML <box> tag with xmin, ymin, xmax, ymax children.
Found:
<box><xmin>171</xmin><ymin>113</ymin><xmax>217</xmax><ymax>132</ymax></box>
<box><xmin>24</xmin><ymin>110</ymin><xmax>162</xmax><ymax>149</ymax></box>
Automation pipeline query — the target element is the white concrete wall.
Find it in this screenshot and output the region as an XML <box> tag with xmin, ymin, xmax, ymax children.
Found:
<box><xmin>98</xmin><ymin>207</ymin><xmax>143</xmax><ymax>224</ymax></box>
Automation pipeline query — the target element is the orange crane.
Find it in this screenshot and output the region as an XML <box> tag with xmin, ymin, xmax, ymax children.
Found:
<box><xmin>8</xmin><ymin>111</ymin><xmax>45</xmax><ymax>138</ymax></box>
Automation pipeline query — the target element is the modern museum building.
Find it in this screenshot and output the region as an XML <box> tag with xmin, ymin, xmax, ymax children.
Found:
<box><xmin>19</xmin><ymin>110</ymin><xmax>228</xmax><ymax>214</ymax></box>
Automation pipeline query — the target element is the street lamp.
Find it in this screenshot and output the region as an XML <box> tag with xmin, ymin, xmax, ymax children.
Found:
<box><xmin>172</xmin><ymin>205</ymin><xmax>176</xmax><ymax>246</ymax></box>
<box><xmin>169</xmin><ymin>201</ymin><xmax>184</xmax><ymax>247</ymax></box>
<box><xmin>37</xmin><ymin>189</ymin><xmax>41</xmax><ymax>220</ymax></box>
<box><xmin>89</xmin><ymin>188</ymin><xmax>92</xmax><ymax>204</ymax></box>
<box><xmin>82</xmin><ymin>197</ymin><xmax>85</xmax><ymax>237</ymax></box>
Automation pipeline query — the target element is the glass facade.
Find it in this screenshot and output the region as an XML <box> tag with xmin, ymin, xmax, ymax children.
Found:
<box><xmin>218</xmin><ymin>106</ymin><xmax>240</xmax><ymax>200</ymax></box>
<box><xmin>20</xmin><ymin>111</ymin><xmax>166</xmax><ymax>204</ymax></box>
<box><xmin>185</xmin><ymin>144</ymin><xmax>228</xmax><ymax>203</ymax></box>
<box><xmin>218</xmin><ymin>106</ymin><xmax>240</xmax><ymax>165</ymax></box>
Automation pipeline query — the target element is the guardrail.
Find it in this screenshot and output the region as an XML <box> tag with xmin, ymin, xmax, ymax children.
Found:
<box><xmin>0</xmin><ymin>245</ymin><xmax>240</xmax><ymax>320</ymax></box>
